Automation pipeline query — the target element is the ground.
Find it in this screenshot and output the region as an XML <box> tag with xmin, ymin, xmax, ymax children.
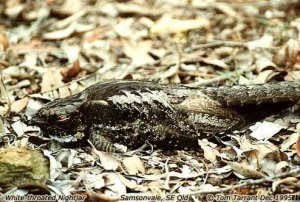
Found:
<box><xmin>0</xmin><ymin>0</ymin><xmax>299</xmax><ymax>202</ymax></box>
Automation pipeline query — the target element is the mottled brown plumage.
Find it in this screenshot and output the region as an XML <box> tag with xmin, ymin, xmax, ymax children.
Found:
<box><xmin>30</xmin><ymin>80</ymin><xmax>300</xmax><ymax>152</ymax></box>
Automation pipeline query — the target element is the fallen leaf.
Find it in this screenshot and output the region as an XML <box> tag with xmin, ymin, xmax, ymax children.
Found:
<box><xmin>61</xmin><ymin>59</ymin><xmax>81</xmax><ymax>81</ymax></box>
<box><xmin>214</xmin><ymin>3</ymin><xmax>238</xmax><ymax>17</ymax></box>
<box><xmin>122</xmin><ymin>156</ymin><xmax>145</xmax><ymax>175</ymax></box>
<box><xmin>52</xmin><ymin>0</ymin><xmax>85</xmax><ymax>16</ymax></box>
<box><xmin>255</xmin><ymin>57</ymin><xmax>276</xmax><ymax>73</ymax></box>
<box><xmin>11</xmin><ymin>97</ymin><xmax>29</xmax><ymax>113</ymax></box>
<box><xmin>285</xmin><ymin>70</ymin><xmax>300</xmax><ymax>81</ymax></box>
<box><xmin>85</xmin><ymin>174</ymin><xmax>106</xmax><ymax>189</ymax></box>
<box><xmin>54</xmin><ymin>9</ymin><xmax>88</xmax><ymax>29</ymax></box>
<box><xmin>253</xmin><ymin>69</ymin><xmax>280</xmax><ymax>84</ymax></box>
<box><xmin>11</xmin><ymin>121</ymin><xmax>26</xmax><ymax>137</ymax></box>
<box><xmin>233</xmin><ymin>50</ymin><xmax>254</xmax><ymax>70</ymax></box>
<box><xmin>224</xmin><ymin>160</ymin><xmax>266</xmax><ymax>179</ymax></box>
<box><xmin>198</xmin><ymin>139</ymin><xmax>219</xmax><ymax>164</ymax></box>
<box><xmin>273</xmin><ymin>45</ymin><xmax>286</xmax><ymax>66</ymax></box>
<box><xmin>155</xmin><ymin>65</ymin><xmax>179</xmax><ymax>79</ymax></box>
<box><xmin>93</xmin><ymin>149</ymin><xmax>120</xmax><ymax>171</ymax></box>
<box><xmin>280</xmin><ymin>133</ymin><xmax>299</xmax><ymax>151</ymax></box>
<box><xmin>0</xmin><ymin>33</ymin><xmax>9</xmax><ymax>50</ymax></box>
<box><xmin>43</xmin><ymin>23</ymin><xmax>76</xmax><ymax>40</ymax></box>
<box><xmin>260</xmin><ymin>153</ymin><xmax>289</xmax><ymax>177</ymax></box>
<box><xmin>274</xmin><ymin>39</ymin><xmax>299</xmax><ymax>68</ymax></box>
<box><xmin>117</xmin><ymin>174</ymin><xmax>148</xmax><ymax>192</ymax></box>
<box><xmin>41</xmin><ymin>68</ymin><xmax>64</xmax><ymax>92</ymax></box>
<box><xmin>43</xmin><ymin>150</ymin><xmax>62</xmax><ymax>180</ymax></box>
<box><xmin>274</xmin><ymin>161</ymin><xmax>290</xmax><ymax>175</ymax></box>
<box><xmin>247</xmin><ymin>34</ymin><xmax>273</xmax><ymax>50</ymax></box>
<box><xmin>122</xmin><ymin>40</ymin><xmax>155</xmax><ymax>66</ymax></box>
<box><xmin>86</xmin><ymin>190</ymin><xmax>118</xmax><ymax>202</ymax></box>
<box><xmin>200</xmin><ymin>58</ymin><xmax>229</xmax><ymax>69</ymax></box>
<box><xmin>103</xmin><ymin>173</ymin><xmax>127</xmax><ymax>197</ymax></box>
<box><xmin>239</xmin><ymin>135</ymin><xmax>278</xmax><ymax>163</ymax></box>
<box><xmin>56</xmin><ymin>149</ymin><xmax>77</xmax><ymax>169</ymax></box>
<box><xmin>285</xmin><ymin>39</ymin><xmax>299</xmax><ymax>67</ymax></box>
<box><xmin>62</xmin><ymin>45</ymin><xmax>80</xmax><ymax>63</ymax></box>
<box><xmin>4</xmin><ymin>4</ymin><xmax>24</xmax><ymax>18</ymax></box>
<box><xmin>272</xmin><ymin>177</ymin><xmax>298</xmax><ymax>192</ymax></box>
<box><xmin>296</xmin><ymin>137</ymin><xmax>300</xmax><ymax>156</ymax></box>
<box><xmin>116</xmin><ymin>3</ymin><xmax>162</xmax><ymax>18</ymax></box>
<box><xmin>151</xmin><ymin>15</ymin><xmax>209</xmax><ymax>35</ymax></box>
<box><xmin>249</xmin><ymin>121</ymin><xmax>285</xmax><ymax>141</ymax></box>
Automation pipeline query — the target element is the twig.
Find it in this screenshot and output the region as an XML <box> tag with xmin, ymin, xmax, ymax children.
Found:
<box><xmin>164</xmin><ymin>157</ymin><xmax>171</xmax><ymax>190</ymax></box>
<box><xmin>230</xmin><ymin>0</ymin><xmax>299</xmax><ymax>8</ymax></box>
<box><xmin>185</xmin><ymin>40</ymin><xmax>276</xmax><ymax>53</ymax></box>
<box><xmin>184</xmin><ymin>75</ymin><xmax>229</xmax><ymax>87</ymax></box>
<box><xmin>189</xmin><ymin>167</ymin><xmax>300</xmax><ymax>195</ymax></box>
<box><xmin>0</xmin><ymin>70</ymin><xmax>11</xmax><ymax>117</ymax></box>
<box><xmin>185</xmin><ymin>40</ymin><xmax>246</xmax><ymax>52</ymax></box>
<box><xmin>191</xmin><ymin>159</ymin><xmax>209</xmax><ymax>201</ymax></box>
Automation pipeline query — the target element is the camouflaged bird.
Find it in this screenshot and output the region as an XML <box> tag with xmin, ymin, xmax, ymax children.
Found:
<box><xmin>30</xmin><ymin>80</ymin><xmax>300</xmax><ymax>152</ymax></box>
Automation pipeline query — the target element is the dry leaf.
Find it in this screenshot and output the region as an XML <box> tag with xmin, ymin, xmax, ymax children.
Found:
<box><xmin>117</xmin><ymin>173</ymin><xmax>148</xmax><ymax>192</ymax></box>
<box><xmin>286</xmin><ymin>39</ymin><xmax>299</xmax><ymax>67</ymax></box>
<box><xmin>43</xmin><ymin>150</ymin><xmax>62</xmax><ymax>180</ymax></box>
<box><xmin>11</xmin><ymin>97</ymin><xmax>29</xmax><ymax>113</ymax></box>
<box><xmin>58</xmin><ymin>85</ymin><xmax>71</xmax><ymax>98</ymax></box>
<box><xmin>285</xmin><ymin>70</ymin><xmax>300</xmax><ymax>81</ymax></box>
<box><xmin>122</xmin><ymin>40</ymin><xmax>154</xmax><ymax>66</ymax></box>
<box><xmin>198</xmin><ymin>139</ymin><xmax>219</xmax><ymax>164</ymax></box>
<box><xmin>296</xmin><ymin>137</ymin><xmax>300</xmax><ymax>156</ymax></box>
<box><xmin>260</xmin><ymin>153</ymin><xmax>289</xmax><ymax>177</ymax></box>
<box><xmin>0</xmin><ymin>116</ymin><xmax>5</xmax><ymax>136</ymax></box>
<box><xmin>249</xmin><ymin>121</ymin><xmax>285</xmax><ymax>140</ymax></box>
<box><xmin>224</xmin><ymin>160</ymin><xmax>266</xmax><ymax>179</ymax></box>
<box><xmin>255</xmin><ymin>57</ymin><xmax>276</xmax><ymax>73</ymax></box>
<box><xmin>247</xmin><ymin>34</ymin><xmax>273</xmax><ymax>50</ymax></box>
<box><xmin>253</xmin><ymin>69</ymin><xmax>279</xmax><ymax>84</ymax></box>
<box><xmin>93</xmin><ymin>149</ymin><xmax>120</xmax><ymax>171</ymax></box>
<box><xmin>272</xmin><ymin>177</ymin><xmax>298</xmax><ymax>192</ymax></box>
<box><xmin>116</xmin><ymin>3</ymin><xmax>161</xmax><ymax>17</ymax></box>
<box><xmin>155</xmin><ymin>65</ymin><xmax>179</xmax><ymax>79</ymax></box>
<box><xmin>41</xmin><ymin>68</ymin><xmax>64</xmax><ymax>92</ymax></box>
<box><xmin>151</xmin><ymin>15</ymin><xmax>209</xmax><ymax>35</ymax></box>
<box><xmin>61</xmin><ymin>60</ymin><xmax>81</xmax><ymax>80</ymax></box>
<box><xmin>274</xmin><ymin>45</ymin><xmax>286</xmax><ymax>66</ymax></box>
<box><xmin>86</xmin><ymin>190</ymin><xmax>118</xmax><ymax>202</ymax></box>
<box><xmin>200</xmin><ymin>58</ymin><xmax>229</xmax><ymax>69</ymax></box>
<box><xmin>239</xmin><ymin>135</ymin><xmax>278</xmax><ymax>162</ymax></box>
<box><xmin>274</xmin><ymin>161</ymin><xmax>290</xmax><ymax>175</ymax></box>
<box><xmin>20</xmin><ymin>52</ymin><xmax>38</xmax><ymax>67</ymax></box>
<box><xmin>11</xmin><ymin>120</ymin><xmax>26</xmax><ymax>137</ymax></box>
<box><xmin>122</xmin><ymin>156</ymin><xmax>145</xmax><ymax>175</ymax></box>
<box><xmin>280</xmin><ymin>133</ymin><xmax>299</xmax><ymax>151</ymax></box>
<box><xmin>85</xmin><ymin>174</ymin><xmax>106</xmax><ymax>189</ymax></box>
<box><xmin>274</xmin><ymin>39</ymin><xmax>300</xmax><ymax>67</ymax></box>
<box><xmin>214</xmin><ymin>3</ymin><xmax>238</xmax><ymax>17</ymax></box>
<box><xmin>63</xmin><ymin>45</ymin><xmax>80</xmax><ymax>63</ymax></box>
<box><xmin>53</xmin><ymin>0</ymin><xmax>85</xmax><ymax>16</ymax></box>
<box><xmin>43</xmin><ymin>23</ymin><xmax>76</xmax><ymax>40</ymax></box>
<box><xmin>234</xmin><ymin>50</ymin><xmax>254</xmax><ymax>70</ymax></box>
<box><xmin>103</xmin><ymin>173</ymin><xmax>127</xmax><ymax>197</ymax></box>
<box><xmin>56</xmin><ymin>149</ymin><xmax>77</xmax><ymax>169</ymax></box>
<box><xmin>4</xmin><ymin>4</ymin><xmax>24</xmax><ymax>18</ymax></box>
<box><xmin>54</xmin><ymin>9</ymin><xmax>87</xmax><ymax>29</ymax></box>
<box><xmin>114</xmin><ymin>18</ymin><xmax>135</xmax><ymax>38</ymax></box>
<box><xmin>0</xmin><ymin>33</ymin><xmax>9</xmax><ymax>50</ymax></box>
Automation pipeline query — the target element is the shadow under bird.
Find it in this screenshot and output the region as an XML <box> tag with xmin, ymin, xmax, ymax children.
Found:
<box><xmin>30</xmin><ymin>80</ymin><xmax>300</xmax><ymax>152</ymax></box>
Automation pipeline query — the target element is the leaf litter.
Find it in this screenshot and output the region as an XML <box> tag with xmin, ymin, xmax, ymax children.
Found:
<box><xmin>0</xmin><ymin>0</ymin><xmax>300</xmax><ymax>200</ymax></box>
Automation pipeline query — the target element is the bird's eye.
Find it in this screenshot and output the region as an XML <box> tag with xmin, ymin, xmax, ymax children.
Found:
<box><xmin>57</xmin><ymin>115</ymin><xmax>69</xmax><ymax>121</ymax></box>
